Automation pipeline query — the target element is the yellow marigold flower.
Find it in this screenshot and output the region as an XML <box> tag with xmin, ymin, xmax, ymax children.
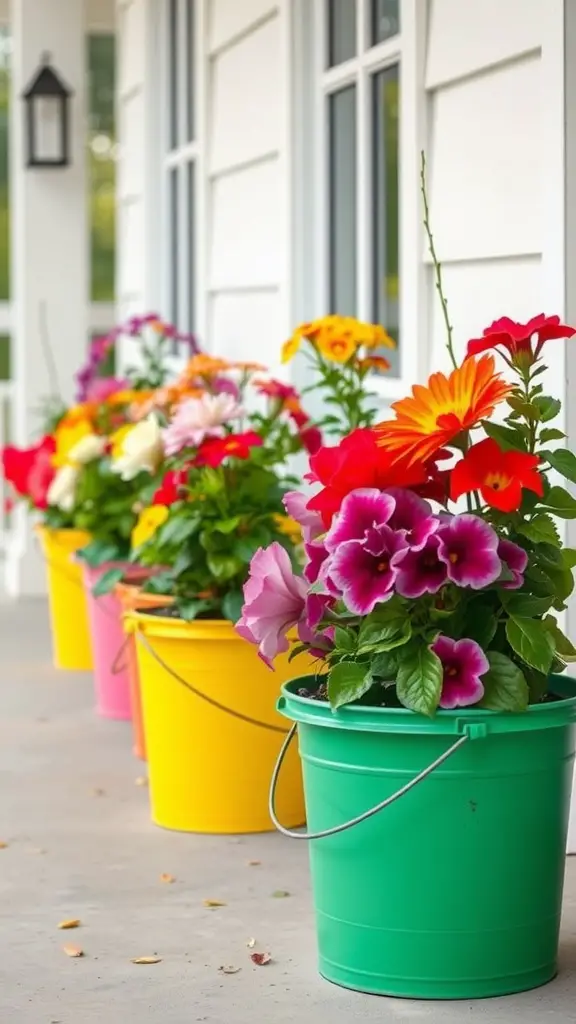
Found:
<box><xmin>316</xmin><ymin>330</ymin><xmax>357</xmax><ymax>363</ymax></box>
<box><xmin>273</xmin><ymin>514</ymin><xmax>302</xmax><ymax>545</ymax></box>
<box><xmin>181</xmin><ymin>354</ymin><xmax>232</xmax><ymax>379</ymax></box>
<box><xmin>106</xmin><ymin>389</ymin><xmax>154</xmax><ymax>407</ymax></box>
<box><xmin>52</xmin><ymin>416</ymin><xmax>94</xmax><ymax>468</ymax></box>
<box><xmin>131</xmin><ymin>504</ymin><xmax>169</xmax><ymax>550</ymax></box>
<box><xmin>360</xmin><ymin>324</ymin><xmax>396</xmax><ymax>350</ymax></box>
<box><xmin>281</xmin><ymin>333</ymin><xmax>302</xmax><ymax>364</ymax></box>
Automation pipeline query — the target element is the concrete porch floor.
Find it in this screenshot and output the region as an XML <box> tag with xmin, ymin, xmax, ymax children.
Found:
<box><xmin>2</xmin><ymin>600</ymin><xmax>576</xmax><ymax>1023</ymax></box>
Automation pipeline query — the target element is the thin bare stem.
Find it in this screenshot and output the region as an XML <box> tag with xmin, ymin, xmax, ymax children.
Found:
<box><xmin>38</xmin><ymin>301</ymin><xmax>63</xmax><ymax>400</ymax></box>
<box><xmin>420</xmin><ymin>152</ymin><xmax>457</xmax><ymax>370</ymax></box>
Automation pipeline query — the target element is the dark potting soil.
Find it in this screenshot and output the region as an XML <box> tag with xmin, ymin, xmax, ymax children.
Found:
<box><xmin>142</xmin><ymin>605</ymin><xmax>224</xmax><ymax>622</ymax></box>
<box><xmin>297</xmin><ymin>682</ymin><xmax>567</xmax><ymax>709</ymax></box>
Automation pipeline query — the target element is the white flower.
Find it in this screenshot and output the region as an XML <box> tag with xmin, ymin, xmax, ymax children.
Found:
<box><xmin>163</xmin><ymin>393</ymin><xmax>243</xmax><ymax>455</ymax></box>
<box><xmin>112</xmin><ymin>415</ymin><xmax>164</xmax><ymax>480</ymax></box>
<box><xmin>47</xmin><ymin>464</ymin><xmax>80</xmax><ymax>512</ymax></box>
<box><xmin>67</xmin><ymin>433</ymin><xmax>107</xmax><ymax>465</ymax></box>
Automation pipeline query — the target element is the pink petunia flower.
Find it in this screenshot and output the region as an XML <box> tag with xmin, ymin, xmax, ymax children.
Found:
<box><xmin>329</xmin><ymin>525</ymin><xmax>409</xmax><ymax>615</ymax></box>
<box><xmin>283</xmin><ymin>490</ymin><xmax>324</xmax><ymax>540</ymax></box>
<box><xmin>236</xmin><ymin>543</ymin><xmax>308</xmax><ymax>667</ymax></box>
<box><xmin>85</xmin><ymin>376</ymin><xmax>130</xmax><ymax>402</ymax></box>
<box><xmin>324</xmin><ymin>488</ymin><xmax>396</xmax><ymax>553</ymax></box>
<box><xmin>432</xmin><ymin>635</ymin><xmax>489</xmax><ymax>709</ymax></box>
<box><xmin>303</xmin><ymin>540</ymin><xmax>330</xmax><ymax>584</ymax></box>
<box><xmin>163</xmin><ymin>392</ymin><xmax>243</xmax><ymax>455</ymax></box>
<box><xmin>383</xmin><ymin>487</ymin><xmax>439</xmax><ymax>551</ymax></box>
<box><xmin>498</xmin><ymin>538</ymin><xmax>528</xmax><ymax>589</ymax></box>
<box><xmin>437</xmin><ymin>514</ymin><xmax>501</xmax><ymax>589</ymax></box>
<box><xmin>395</xmin><ymin>533</ymin><xmax>447</xmax><ymax>599</ymax></box>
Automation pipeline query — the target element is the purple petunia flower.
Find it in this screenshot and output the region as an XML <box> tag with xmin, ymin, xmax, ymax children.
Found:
<box><xmin>437</xmin><ymin>514</ymin><xmax>501</xmax><ymax>589</ymax></box>
<box><xmin>432</xmin><ymin>635</ymin><xmax>489</xmax><ymax>709</ymax></box>
<box><xmin>498</xmin><ymin>538</ymin><xmax>528</xmax><ymax>589</ymax></box>
<box><xmin>329</xmin><ymin>525</ymin><xmax>409</xmax><ymax>615</ymax></box>
<box><xmin>304</xmin><ymin>540</ymin><xmax>329</xmax><ymax>584</ymax></box>
<box><xmin>383</xmin><ymin>487</ymin><xmax>439</xmax><ymax>551</ymax></box>
<box><xmin>236</xmin><ymin>542</ymin><xmax>308</xmax><ymax>667</ymax></box>
<box><xmin>395</xmin><ymin>533</ymin><xmax>447</xmax><ymax>599</ymax></box>
<box><xmin>324</xmin><ymin>488</ymin><xmax>396</xmax><ymax>553</ymax></box>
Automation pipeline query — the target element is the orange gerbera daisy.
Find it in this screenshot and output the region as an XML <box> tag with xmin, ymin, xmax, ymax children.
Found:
<box><xmin>376</xmin><ymin>354</ymin><xmax>511</xmax><ymax>466</ymax></box>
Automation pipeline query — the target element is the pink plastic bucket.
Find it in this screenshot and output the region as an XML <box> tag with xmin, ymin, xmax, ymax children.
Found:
<box><xmin>81</xmin><ymin>562</ymin><xmax>136</xmax><ymax>720</ymax></box>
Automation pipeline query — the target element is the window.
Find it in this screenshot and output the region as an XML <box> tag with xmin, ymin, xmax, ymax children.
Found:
<box><xmin>322</xmin><ymin>0</ymin><xmax>400</xmax><ymax>377</ymax></box>
<box><xmin>88</xmin><ymin>34</ymin><xmax>116</xmax><ymax>305</ymax></box>
<box><xmin>162</xmin><ymin>0</ymin><xmax>196</xmax><ymax>334</ymax></box>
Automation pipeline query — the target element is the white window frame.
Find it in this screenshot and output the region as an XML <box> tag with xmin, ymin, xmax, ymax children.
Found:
<box><xmin>295</xmin><ymin>0</ymin><xmax>426</xmax><ymax>402</ymax></box>
<box><xmin>158</xmin><ymin>0</ymin><xmax>204</xmax><ymax>339</ymax></box>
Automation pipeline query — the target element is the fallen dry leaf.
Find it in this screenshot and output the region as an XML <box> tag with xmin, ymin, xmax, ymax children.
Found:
<box><xmin>247</xmin><ymin>938</ymin><xmax>256</xmax><ymax>949</ymax></box>
<box><xmin>0</xmin><ymin>841</ymin><xmax>8</xmax><ymax>849</ymax></box>
<box><xmin>160</xmin><ymin>873</ymin><xmax>176</xmax><ymax>884</ymax></box>
<box><xmin>63</xmin><ymin>944</ymin><xmax>84</xmax><ymax>958</ymax></box>
<box><xmin>135</xmin><ymin>776</ymin><xmax>148</xmax><ymax>787</ymax></box>
<box><xmin>219</xmin><ymin>965</ymin><xmax>241</xmax><ymax>975</ymax></box>
<box><xmin>271</xmin><ymin>890</ymin><xmax>290</xmax><ymax>898</ymax></box>
<box><xmin>247</xmin><ymin>860</ymin><xmax>261</xmax><ymax>867</ymax></box>
<box><xmin>250</xmin><ymin>951</ymin><xmax>272</xmax><ymax>966</ymax></box>
<box><xmin>203</xmin><ymin>899</ymin><xmax>227</xmax><ymax>908</ymax></box>
<box><xmin>92</xmin><ymin>788</ymin><xmax>105</xmax><ymax>797</ymax></box>
<box><xmin>130</xmin><ymin>956</ymin><xmax>162</xmax><ymax>965</ymax></box>
<box><xmin>58</xmin><ymin>919</ymin><xmax>81</xmax><ymax>930</ymax></box>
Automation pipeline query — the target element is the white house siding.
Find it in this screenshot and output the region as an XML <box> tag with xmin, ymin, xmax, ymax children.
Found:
<box><xmin>206</xmin><ymin>0</ymin><xmax>291</xmax><ymax>373</ymax></box>
<box><xmin>423</xmin><ymin>0</ymin><xmax>566</xmax><ymax>398</ymax></box>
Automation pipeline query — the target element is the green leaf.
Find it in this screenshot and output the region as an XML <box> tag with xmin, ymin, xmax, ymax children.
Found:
<box><xmin>563</xmin><ymin>547</ymin><xmax>576</xmax><ymax>569</ymax></box>
<box><xmin>177</xmin><ymin>598</ymin><xmax>213</xmax><ymax>622</ymax></box>
<box><xmin>501</xmin><ymin>592</ymin><xmax>554</xmax><ymax>617</ymax></box>
<box><xmin>334</xmin><ymin>626</ymin><xmax>356</xmax><ymax>653</ymax></box>
<box><xmin>77</xmin><ymin>539</ymin><xmax>120</xmax><ymax>568</ymax></box>
<box><xmin>539</xmin><ymin>428</ymin><xmax>566</xmax><ymax>443</ymax></box>
<box><xmin>371</xmin><ymin>650</ymin><xmax>399</xmax><ymax>681</ymax></box>
<box><xmin>327</xmin><ymin>661</ymin><xmax>373</xmax><ymax>710</ymax></box>
<box><xmin>214</xmin><ymin>516</ymin><xmax>242</xmax><ymax>535</ymax></box>
<box><xmin>91</xmin><ymin>567</ymin><xmax>125</xmax><ymax>598</ymax></box>
<box><xmin>543</xmin><ymin>615</ymin><xmax>576</xmax><ymax>662</ymax></box>
<box><xmin>478</xmin><ymin>651</ymin><xmax>529</xmax><ymax>712</ymax></box>
<box><xmin>524</xmin><ymin>563</ymin><xmax>556</xmax><ymax>594</ymax></box>
<box><xmin>534</xmin><ymin>396</ymin><xmax>562</xmax><ymax>423</ymax></box>
<box><xmin>517</xmin><ymin>514</ymin><xmax>560</xmax><ymax>546</ymax></box>
<box><xmin>460</xmin><ymin>606</ymin><xmax>498</xmax><ymax>649</ymax></box>
<box><xmin>506</xmin><ymin>397</ymin><xmax>539</xmax><ymax>420</ymax></box>
<box><xmin>288</xmin><ymin>643</ymin><xmax>310</xmax><ymax>663</ymax></box>
<box><xmin>522</xmin><ymin>666</ymin><xmax>550</xmax><ymax>703</ymax></box>
<box><xmin>358</xmin><ymin>618</ymin><xmax>412</xmax><ymax>655</ymax></box>
<box><xmin>481</xmin><ymin>420</ymin><xmax>527</xmax><ymax>452</ymax></box>
<box><xmin>540</xmin><ymin>485</ymin><xmax>576</xmax><ymax>519</ymax></box>
<box><xmin>143</xmin><ymin>570</ymin><xmax>174</xmax><ymax>595</ymax></box>
<box><xmin>506</xmin><ymin>616</ymin><xmax>555</xmax><ymax>674</ymax></box>
<box><xmin>158</xmin><ymin>514</ymin><xmax>199</xmax><ymax>546</ymax></box>
<box><xmin>540</xmin><ymin>448</ymin><xmax>576</xmax><ymax>485</ymax></box>
<box><xmin>206</xmin><ymin>552</ymin><xmax>242</xmax><ymax>581</ymax></box>
<box><xmin>396</xmin><ymin>643</ymin><xmax>442</xmax><ymax>717</ymax></box>
<box><xmin>222</xmin><ymin>590</ymin><xmax>244</xmax><ymax>623</ymax></box>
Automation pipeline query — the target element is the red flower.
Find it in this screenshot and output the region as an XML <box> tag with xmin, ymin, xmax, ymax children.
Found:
<box><xmin>255</xmin><ymin>378</ymin><xmax>299</xmax><ymax>402</ymax></box>
<box><xmin>152</xmin><ymin>468</ymin><xmax>188</xmax><ymax>506</ymax></box>
<box><xmin>300</xmin><ymin>425</ymin><xmax>323</xmax><ymax>455</ymax></box>
<box><xmin>466</xmin><ymin>314</ymin><xmax>576</xmax><ymax>364</ymax></box>
<box><xmin>306</xmin><ymin>428</ymin><xmax>433</xmax><ymax>528</ymax></box>
<box><xmin>1</xmin><ymin>435</ymin><xmax>56</xmax><ymax>510</ymax></box>
<box><xmin>196</xmin><ymin>431</ymin><xmax>263</xmax><ymax>468</ymax></box>
<box><xmin>450</xmin><ymin>438</ymin><xmax>544</xmax><ymax>512</ymax></box>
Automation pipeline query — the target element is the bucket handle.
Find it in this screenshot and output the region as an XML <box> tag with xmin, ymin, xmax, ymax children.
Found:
<box><xmin>134</xmin><ymin>630</ymin><xmax>289</xmax><ymax>736</ymax></box>
<box><xmin>269</xmin><ymin>724</ymin><xmax>469</xmax><ymax>840</ymax></box>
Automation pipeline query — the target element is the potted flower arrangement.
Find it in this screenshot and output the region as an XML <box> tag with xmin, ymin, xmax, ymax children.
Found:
<box><xmin>121</xmin><ymin>352</ymin><xmax>329</xmax><ymax>833</ymax></box>
<box><xmin>239</xmin><ymin>313</ymin><xmax>576</xmax><ymax>998</ymax></box>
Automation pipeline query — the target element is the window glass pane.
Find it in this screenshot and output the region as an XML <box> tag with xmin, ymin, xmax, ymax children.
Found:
<box><xmin>371</xmin><ymin>0</ymin><xmax>400</xmax><ymax>44</ymax></box>
<box><xmin>328</xmin><ymin>86</ymin><xmax>356</xmax><ymax>315</ymax></box>
<box><xmin>186</xmin><ymin>0</ymin><xmax>195</xmax><ymax>141</ymax></box>
<box><xmin>0</xmin><ymin>333</ymin><xmax>9</xmax><ymax>380</ymax></box>
<box><xmin>372</xmin><ymin>66</ymin><xmax>399</xmax><ymax>376</ymax></box>
<box><xmin>0</xmin><ymin>30</ymin><xmax>10</xmax><ymax>302</ymax></box>
<box><xmin>88</xmin><ymin>34</ymin><xmax>116</xmax><ymax>302</ymax></box>
<box><xmin>169</xmin><ymin>167</ymin><xmax>179</xmax><ymax>324</ymax></box>
<box><xmin>168</xmin><ymin>0</ymin><xmax>179</xmax><ymax>148</ymax></box>
<box><xmin>187</xmin><ymin>162</ymin><xmax>195</xmax><ymax>333</ymax></box>
<box><xmin>327</xmin><ymin>0</ymin><xmax>356</xmax><ymax>67</ymax></box>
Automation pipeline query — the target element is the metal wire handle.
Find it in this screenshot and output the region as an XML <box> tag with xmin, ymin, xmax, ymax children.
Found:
<box><xmin>135</xmin><ymin>631</ymin><xmax>289</xmax><ymax>735</ymax></box>
<box><xmin>269</xmin><ymin>724</ymin><xmax>469</xmax><ymax>840</ymax></box>
<box><xmin>110</xmin><ymin>635</ymin><xmax>130</xmax><ymax>676</ymax></box>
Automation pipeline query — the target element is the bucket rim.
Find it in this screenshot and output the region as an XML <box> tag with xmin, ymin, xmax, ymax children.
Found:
<box><xmin>126</xmin><ymin>607</ymin><xmax>238</xmax><ymax>640</ymax></box>
<box><xmin>278</xmin><ymin>674</ymin><xmax>576</xmax><ymax>736</ymax></box>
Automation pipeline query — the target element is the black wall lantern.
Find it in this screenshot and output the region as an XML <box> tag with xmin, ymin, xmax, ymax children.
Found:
<box><xmin>22</xmin><ymin>53</ymin><xmax>72</xmax><ymax>168</ymax></box>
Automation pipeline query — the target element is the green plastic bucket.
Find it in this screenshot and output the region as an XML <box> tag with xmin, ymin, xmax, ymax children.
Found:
<box><xmin>273</xmin><ymin>675</ymin><xmax>576</xmax><ymax>999</ymax></box>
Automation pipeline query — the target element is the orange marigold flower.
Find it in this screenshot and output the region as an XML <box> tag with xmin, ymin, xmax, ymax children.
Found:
<box><xmin>356</xmin><ymin>324</ymin><xmax>396</xmax><ymax>350</ymax></box>
<box><xmin>180</xmin><ymin>354</ymin><xmax>232</xmax><ymax>379</ymax></box>
<box><xmin>232</xmin><ymin>360</ymin><xmax>268</xmax><ymax>372</ymax></box>
<box><xmin>376</xmin><ymin>354</ymin><xmax>511</xmax><ymax>466</ymax></box>
<box><xmin>356</xmin><ymin>355</ymin><xmax>391</xmax><ymax>373</ymax></box>
<box><xmin>317</xmin><ymin>332</ymin><xmax>356</xmax><ymax>363</ymax></box>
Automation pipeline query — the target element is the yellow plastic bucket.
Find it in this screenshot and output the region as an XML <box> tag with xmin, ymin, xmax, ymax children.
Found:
<box><xmin>128</xmin><ymin>610</ymin><xmax>310</xmax><ymax>833</ymax></box>
<box><xmin>36</xmin><ymin>525</ymin><xmax>93</xmax><ymax>671</ymax></box>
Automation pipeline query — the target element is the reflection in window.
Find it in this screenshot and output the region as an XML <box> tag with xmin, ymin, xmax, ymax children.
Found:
<box><xmin>328</xmin><ymin>86</ymin><xmax>357</xmax><ymax>316</ymax></box>
<box><xmin>88</xmin><ymin>34</ymin><xmax>116</xmax><ymax>302</ymax></box>
<box><xmin>327</xmin><ymin>0</ymin><xmax>356</xmax><ymax>67</ymax></box>
<box><xmin>371</xmin><ymin>0</ymin><xmax>400</xmax><ymax>44</ymax></box>
<box><xmin>372</xmin><ymin>66</ymin><xmax>399</xmax><ymax>375</ymax></box>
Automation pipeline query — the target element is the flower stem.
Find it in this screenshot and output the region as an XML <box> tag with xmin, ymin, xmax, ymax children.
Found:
<box><xmin>420</xmin><ymin>151</ymin><xmax>457</xmax><ymax>370</ymax></box>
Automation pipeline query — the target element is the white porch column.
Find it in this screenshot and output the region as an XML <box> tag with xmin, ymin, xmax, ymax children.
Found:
<box><xmin>7</xmin><ymin>0</ymin><xmax>87</xmax><ymax>595</ymax></box>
